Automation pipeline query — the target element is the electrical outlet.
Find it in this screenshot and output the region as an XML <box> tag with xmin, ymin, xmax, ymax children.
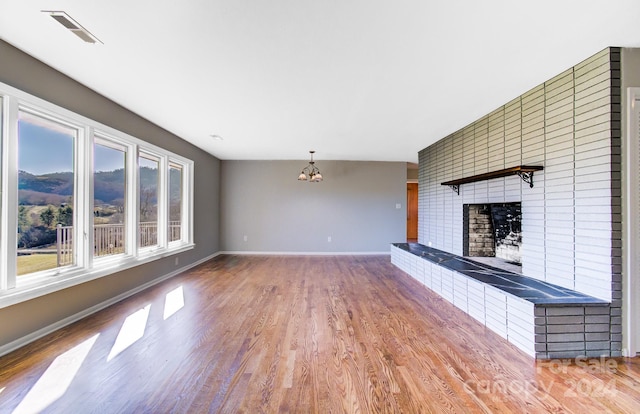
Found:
<box><xmin>243</xmin><ymin>235</ymin><xmax>248</xmax><ymax>242</ymax></box>
<box><xmin>175</xmin><ymin>257</ymin><xmax>179</xmax><ymax>266</ymax></box>
<box><xmin>328</xmin><ymin>236</ymin><xmax>332</xmax><ymax>242</ymax></box>
<box><xmin>396</xmin><ymin>203</ymin><xmax>401</xmax><ymax>209</ymax></box>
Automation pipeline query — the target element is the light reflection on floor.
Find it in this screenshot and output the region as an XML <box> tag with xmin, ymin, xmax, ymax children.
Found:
<box><xmin>163</xmin><ymin>285</ymin><xmax>185</xmax><ymax>320</ymax></box>
<box><xmin>11</xmin><ymin>333</ymin><xmax>99</xmax><ymax>414</ymax></box>
<box><xmin>107</xmin><ymin>304</ymin><xmax>151</xmax><ymax>362</ymax></box>
<box><xmin>6</xmin><ymin>284</ymin><xmax>189</xmax><ymax>411</ymax></box>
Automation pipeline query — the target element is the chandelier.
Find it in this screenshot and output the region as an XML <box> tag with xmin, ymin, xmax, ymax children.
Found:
<box><xmin>298</xmin><ymin>151</ymin><xmax>323</xmax><ymax>182</ymax></box>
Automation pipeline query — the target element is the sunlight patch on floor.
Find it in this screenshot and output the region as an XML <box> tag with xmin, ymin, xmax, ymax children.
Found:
<box><xmin>107</xmin><ymin>304</ymin><xmax>151</xmax><ymax>362</ymax></box>
<box><xmin>163</xmin><ymin>285</ymin><xmax>185</xmax><ymax>320</ymax></box>
<box><xmin>12</xmin><ymin>334</ymin><xmax>99</xmax><ymax>414</ymax></box>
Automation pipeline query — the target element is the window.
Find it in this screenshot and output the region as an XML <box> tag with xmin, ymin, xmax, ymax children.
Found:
<box><xmin>138</xmin><ymin>153</ymin><xmax>159</xmax><ymax>249</ymax></box>
<box><xmin>0</xmin><ymin>82</ymin><xmax>194</xmax><ymax>306</ymax></box>
<box><xmin>0</xmin><ymin>96</ymin><xmax>3</xmax><ymax>285</ymax></box>
<box><xmin>169</xmin><ymin>163</ymin><xmax>182</xmax><ymax>242</ymax></box>
<box><xmin>17</xmin><ymin>110</ymin><xmax>77</xmax><ymax>275</ymax></box>
<box><xmin>93</xmin><ymin>139</ymin><xmax>127</xmax><ymax>258</ymax></box>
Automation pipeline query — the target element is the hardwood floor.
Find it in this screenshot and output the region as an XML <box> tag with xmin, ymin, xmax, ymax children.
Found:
<box><xmin>0</xmin><ymin>255</ymin><xmax>639</xmax><ymax>413</ymax></box>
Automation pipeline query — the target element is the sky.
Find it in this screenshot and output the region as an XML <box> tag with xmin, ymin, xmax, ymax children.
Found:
<box><xmin>18</xmin><ymin>120</ymin><xmax>74</xmax><ymax>175</ymax></box>
<box><xmin>19</xmin><ymin>119</ymin><xmax>126</xmax><ymax>175</ymax></box>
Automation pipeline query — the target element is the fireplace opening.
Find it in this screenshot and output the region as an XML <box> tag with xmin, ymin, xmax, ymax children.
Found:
<box><xmin>463</xmin><ymin>203</ymin><xmax>522</xmax><ymax>273</ymax></box>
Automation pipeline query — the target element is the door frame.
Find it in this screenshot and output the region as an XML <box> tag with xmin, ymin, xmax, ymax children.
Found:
<box><xmin>624</xmin><ymin>87</ymin><xmax>640</xmax><ymax>356</ymax></box>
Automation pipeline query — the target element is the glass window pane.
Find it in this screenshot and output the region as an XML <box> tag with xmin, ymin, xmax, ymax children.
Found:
<box><xmin>94</xmin><ymin>142</ymin><xmax>126</xmax><ymax>257</ymax></box>
<box><xmin>0</xmin><ymin>97</ymin><xmax>2</xmax><ymax>271</ymax></box>
<box><xmin>0</xmin><ymin>97</ymin><xmax>2</xmax><ymax>251</ymax></box>
<box><xmin>169</xmin><ymin>164</ymin><xmax>182</xmax><ymax>242</ymax></box>
<box><xmin>17</xmin><ymin>111</ymin><xmax>76</xmax><ymax>275</ymax></box>
<box><xmin>139</xmin><ymin>153</ymin><xmax>158</xmax><ymax>248</ymax></box>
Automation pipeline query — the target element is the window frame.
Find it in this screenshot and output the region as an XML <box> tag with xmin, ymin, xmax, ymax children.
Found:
<box><xmin>137</xmin><ymin>150</ymin><xmax>163</xmax><ymax>252</ymax></box>
<box><xmin>92</xmin><ymin>134</ymin><xmax>132</xmax><ymax>263</ymax></box>
<box><xmin>0</xmin><ymin>82</ymin><xmax>195</xmax><ymax>309</ymax></box>
<box><xmin>168</xmin><ymin>161</ymin><xmax>186</xmax><ymax>244</ymax></box>
<box><xmin>0</xmin><ymin>95</ymin><xmax>5</xmax><ymax>290</ymax></box>
<box><xmin>16</xmin><ymin>105</ymin><xmax>84</xmax><ymax>277</ymax></box>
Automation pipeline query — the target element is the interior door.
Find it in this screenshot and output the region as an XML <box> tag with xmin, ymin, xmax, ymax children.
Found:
<box><xmin>407</xmin><ymin>183</ymin><xmax>418</xmax><ymax>241</ymax></box>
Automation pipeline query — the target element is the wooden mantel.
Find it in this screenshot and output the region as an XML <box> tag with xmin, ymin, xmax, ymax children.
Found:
<box><xmin>441</xmin><ymin>165</ymin><xmax>543</xmax><ymax>195</ymax></box>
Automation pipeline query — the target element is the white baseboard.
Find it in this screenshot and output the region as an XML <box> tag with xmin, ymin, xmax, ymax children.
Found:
<box><xmin>0</xmin><ymin>251</ymin><xmax>221</xmax><ymax>358</ymax></box>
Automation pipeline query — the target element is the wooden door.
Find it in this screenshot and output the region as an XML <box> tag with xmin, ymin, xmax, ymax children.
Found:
<box><xmin>407</xmin><ymin>183</ymin><xmax>418</xmax><ymax>241</ymax></box>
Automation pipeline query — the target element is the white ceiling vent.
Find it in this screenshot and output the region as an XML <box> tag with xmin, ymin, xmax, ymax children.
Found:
<box><xmin>42</xmin><ymin>11</ymin><xmax>102</xmax><ymax>44</ymax></box>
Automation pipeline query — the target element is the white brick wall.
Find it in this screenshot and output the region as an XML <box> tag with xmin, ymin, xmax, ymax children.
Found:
<box><xmin>391</xmin><ymin>245</ymin><xmax>612</xmax><ymax>358</ymax></box>
<box><xmin>391</xmin><ymin>245</ymin><xmax>536</xmax><ymax>356</ymax></box>
<box><xmin>418</xmin><ymin>48</ymin><xmax>619</xmax><ymax>302</ymax></box>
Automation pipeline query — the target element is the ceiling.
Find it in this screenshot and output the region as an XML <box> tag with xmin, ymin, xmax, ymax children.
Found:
<box><xmin>2</xmin><ymin>1</ymin><xmax>640</xmax><ymax>163</ymax></box>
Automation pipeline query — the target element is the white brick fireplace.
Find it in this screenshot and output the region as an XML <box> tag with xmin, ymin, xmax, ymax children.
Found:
<box><xmin>392</xmin><ymin>47</ymin><xmax>630</xmax><ymax>359</ymax></box>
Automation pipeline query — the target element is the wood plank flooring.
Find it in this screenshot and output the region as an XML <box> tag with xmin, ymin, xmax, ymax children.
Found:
<box><xmin>0</xmin><ymin>255</ymin><xmax>639</xmax><ymax>413</ymax></box>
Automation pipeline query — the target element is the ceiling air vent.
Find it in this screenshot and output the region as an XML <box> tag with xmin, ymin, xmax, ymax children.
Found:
<box><xmin>42</xmin><ymin>11</ymin><xmax>102</xmax><ymax>44</ymax></box>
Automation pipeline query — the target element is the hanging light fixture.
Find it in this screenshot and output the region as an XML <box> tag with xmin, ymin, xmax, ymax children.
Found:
<box><xmin>298</xmin><ymin>151</ymin><xmax>323</xmax><ymax>182</ymax></box>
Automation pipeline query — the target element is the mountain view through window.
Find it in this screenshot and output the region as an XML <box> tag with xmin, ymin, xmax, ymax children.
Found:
<box><xmin>17</xmin><ymin>111</ymin><xmax>76</xmax><ymax>275</ymax></box>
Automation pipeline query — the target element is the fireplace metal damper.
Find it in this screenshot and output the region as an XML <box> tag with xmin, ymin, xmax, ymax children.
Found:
<box><xmin>463</xmin><ymin>203</ymin><xmax>522</xmax><ymax>269</ymax></box>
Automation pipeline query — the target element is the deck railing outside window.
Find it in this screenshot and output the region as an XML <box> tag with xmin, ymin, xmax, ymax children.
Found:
<box><xmin>94</xmin><ymin>223</ymin><xmax>125</xmax><ymax>257</ymax></box>
<box><xmin>139</xmin><ymin>221</ymin><xmax>157</xmax><ymax>248</ymax></box>
<box><xmin>55</xmin><ymin>221</ymin><xmax>181</xmax><ymax>266</ymax></box>
<box><xmin>56</xmin><ymin>224</ymin><xmax>73</xmax><ymax>267</ymax></box>
<box><xmin>169</xmin><ymin>220</ymin><xmax>181</xmax><ymax>242</ymax></box>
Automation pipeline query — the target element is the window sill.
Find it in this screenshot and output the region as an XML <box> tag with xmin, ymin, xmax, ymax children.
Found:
<box><xmin>0</xmin><ymin>243</ymin><xmax>195</xmax><ymax>310</ymax></box>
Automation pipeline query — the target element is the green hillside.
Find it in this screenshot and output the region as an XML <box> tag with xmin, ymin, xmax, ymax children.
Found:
<box><xmin>18</xmin><ymin>167</ymin><xmax>163</xmax><ymax>205</ymax></box>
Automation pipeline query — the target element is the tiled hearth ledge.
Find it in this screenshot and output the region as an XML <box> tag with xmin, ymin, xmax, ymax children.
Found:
<box><xmin>391</xmin><ymin>243</ymin><xmax>612</xmax><ymax>359</ymax></box>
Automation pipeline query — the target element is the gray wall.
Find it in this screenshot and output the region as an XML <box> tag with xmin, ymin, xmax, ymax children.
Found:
<box><xmin>407</xmin><ymin>164</ymin><xmax>419</xmax><ymax>181</ymax></box>
<box><xmin>221</xmin><ymin>160</ymin><xmax>406</xmax><ymax>252</ymax></box>
<box><xmin>418</xmin><ymin>47</ymin><xmax>620</xmax><ymax>302</ymax></box>
<box><xmin>0</xmin><ymin>41</ymin><xmax>221</xmax><ymax>347</ymax></box>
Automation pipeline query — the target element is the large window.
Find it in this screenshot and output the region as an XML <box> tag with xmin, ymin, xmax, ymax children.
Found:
<box><xmin>138</xmin><ymin>153</ymin><xmax>159</xmax><ymax>248</ymax></box>
<box><xmin>17</xmin><ymin>110</ymin><xmax>77</xmax><ymax>275</ymax></box>
<box><xmin>169</xmin><ymin>163</ymin><xmax>183</xmax><ymax>242</ymax></box>
<box><xmin>0</xmin><ymin>96</ymin><xmax>3</xmax><ymax>285</ymax></box>
<box><xmin>93</xmin><ymin>139</ymin><xmax>127</xmax><ymax>258</ymax></box>
<box><xmin>0</xmin><ymin>83</ymin><xmax>194</xmax><ymax>306</ymax></box>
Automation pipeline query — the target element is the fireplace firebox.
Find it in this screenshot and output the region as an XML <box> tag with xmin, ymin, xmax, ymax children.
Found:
<box><xmin>463</xmin><ymin>203</ymin><xmax>522</xmax><ymax>265</ymax></box>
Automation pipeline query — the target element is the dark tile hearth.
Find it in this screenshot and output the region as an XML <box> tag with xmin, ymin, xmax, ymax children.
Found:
<box><xmin>392</xmin><ymin>243</ymin><xmax>608</xmax><ymax>306</ymax></box>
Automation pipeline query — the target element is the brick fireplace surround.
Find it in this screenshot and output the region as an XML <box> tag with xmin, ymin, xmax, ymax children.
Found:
<box><xmin>391</xmin><ymin>47</ymin><xmax>629</xmax><ymax>359</ymax></box>
<box><xmin>391</xmin><ymin>243</ymin><xmax>609</xmax><ymax>358</ymax></box>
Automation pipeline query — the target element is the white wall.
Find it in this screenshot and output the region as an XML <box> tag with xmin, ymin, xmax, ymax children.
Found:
<box><xmin>221</xmin><ymin>160</ymin><xmax>406</xmax><ymax>253</ymax></box>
